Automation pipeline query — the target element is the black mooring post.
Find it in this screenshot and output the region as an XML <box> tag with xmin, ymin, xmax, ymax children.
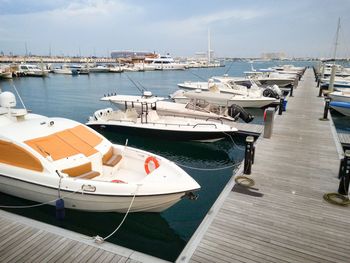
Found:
<box><xmin>338</xmin><ymin>150</ymin><xmax>350</xmax><ymax>195</ymax></box>
<box><xmin>244</xmin><ymin>136</ymin><xmax>254</xmax><ymax>175</ymax></box>
<box><xmin>321</xmin><ymin>97</ymin><xmax>331</xmax><ymax>120</ymax></box>
<box><xmin>318</xmin><ymin>85</ymin><xmax>327</xmax><ymax>97</ymax></box>
<box><xmin>251</xmin><ymin>143</ymin><xmax>256</xmax><ymax>164</ymax></box>
<box><xmin>278</xmin><ymin>98</ymin><xmax>284</xmax><ymax>115</ymax></box>
<box><xmin>290</xmin><ymin>85</ymin><xmax>294</xmax><ymax>97</ymax></box>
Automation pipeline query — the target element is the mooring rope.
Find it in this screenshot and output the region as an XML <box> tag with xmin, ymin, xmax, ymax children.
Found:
<box><xmin>0</xmin><ymin>187</ymin><xmax>83</xmax><ymax>208</ymax></box>
<box><xmin>93</xmin><ymin>184</ymin><xmax>140</xmax><ymax>243</ymax></box>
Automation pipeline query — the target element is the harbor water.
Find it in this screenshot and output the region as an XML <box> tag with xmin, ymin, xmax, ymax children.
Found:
<box><xmin>0</xmin><ymin>61</ymin><xmax>315</xmax><ymax>261</ymax></box>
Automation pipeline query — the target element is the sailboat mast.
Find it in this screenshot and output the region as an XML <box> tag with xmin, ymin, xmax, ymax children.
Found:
<box><xmin>332</xmin><ymin>17</ymin><xmax>341</xmax><ymax>61</ymax></box>
<box><xmin>208</xmin><ymin>28</ymin><xmax>211</xmax><ymax>65</ymax></box>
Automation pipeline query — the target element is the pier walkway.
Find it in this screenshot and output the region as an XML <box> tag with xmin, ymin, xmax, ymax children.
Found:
<box><xmin>180</xmin><ymin>68</ymin><xmax>350</xmax><ymax>263</ymax></box>
<box><xmin>0</xmin><ymin>210</ymin><xmax>166</xmax><ymax>263</ymax></box>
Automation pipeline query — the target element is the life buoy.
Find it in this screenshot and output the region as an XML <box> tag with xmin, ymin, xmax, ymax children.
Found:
<box><xmin>144</xmin><ymin>156</ymin><xmax>160</xmax><ymax>174</ymax></box>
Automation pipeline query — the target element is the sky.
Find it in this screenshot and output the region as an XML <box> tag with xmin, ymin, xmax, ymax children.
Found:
<box><xmin>0</xmin><ymin>0</ymin><xmax>349</xmax><ymax>58</ymax></box>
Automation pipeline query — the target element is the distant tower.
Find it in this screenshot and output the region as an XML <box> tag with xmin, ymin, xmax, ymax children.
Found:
<box><xmin>208</xmin><ymin>28</ymin><xmax>211</xmax><ymax>64</ymax></box>
<box><xmin>25</xmin><ymin>42</ymin><xmax>28</xmax><ymax>56</ymax></box>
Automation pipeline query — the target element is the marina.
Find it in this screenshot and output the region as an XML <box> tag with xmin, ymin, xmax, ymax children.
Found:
<box><xmin>180</xmin><ymin>68</ymin><xmax>350</xmax><ymax>263</ymax></box>
<box><xmin>0</xmin><ymin>63</ymin><xmax>349</xmax><ymax>262</ymax></box>
<box><xmin>1</xmin><ymin>2</ymin><xmax>350</xmax><ymax>261</ymax></box>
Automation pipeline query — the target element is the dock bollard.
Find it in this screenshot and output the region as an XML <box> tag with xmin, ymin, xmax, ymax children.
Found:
<box><xmin>338</xmin><ymin>150</ymin><xmax>350</xmax><ymax>195</ymax></box>
<box><xmin>278</xmin><ymin>97</ymin><xmax>284</xmax><ymax>115</ymax></box>
<box><xmin>244</xmin><ymin>136</ymin><xmax>255</xmax><ymax>175</ymax></box>
<box><xmin>263</xmin><ymin>107</ymin><xmax>275</xmax><ymax>139</ymax></box>
<box><xmin>289</xmin><ymin>85</ymin><xmax>294</xmax><ymax>97</ymax></box>
<box><xmin>319</xmin><ymin>97</ymin><xmax>331</xmax><ymax>121</ymax></box>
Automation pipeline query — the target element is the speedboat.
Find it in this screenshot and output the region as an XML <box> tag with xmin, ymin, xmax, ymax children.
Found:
<box><xmin>53</xmin><ymin>64</ymin><xmax>78</xmax><ymax>75</ymax></box>
<box><xmin>171</xmin><ymin>88</ymin><xmax>278</xmax><ymax>108</ymax></box>
<box><xmin>87</xmin><ymin>95</ymin><xmax>238</xmax><ymax>142</ymax></box>
<box><xmin>330</xmin><ymin>101</ymin><xmax>350</xmax><ymax>116</ymax></box>
<box><xmin>329</xmin><ymin>91</ymin><xmax>350</xmax><ymax>102</ymax></box>
<box><xmin>101</xmin><ymin>92</ymin><xmax>254</xmax><ymax>124</ymax></box>
<box><xmin>17</xmin><ymin>64</ymin><xmax>48</xmax><ymax>77</ymax></box>
<box><xmin>0</xmin><ymin>91</ymin><xmax>200</xmax><ymax>213</ymax></box>
<box><xmin>89</xmin><ymin>65</ymin><xmax>110</xmax><ymax>73</ymax></box>
<box><xmin>178</xmin><ymin>78</ymin><xmax>249</xmax><ymax>95</ymax></box>
<box><xmin>0</xmin><ymin>66</ymin><xmax>12</xmax><ymax>79</ymax></box>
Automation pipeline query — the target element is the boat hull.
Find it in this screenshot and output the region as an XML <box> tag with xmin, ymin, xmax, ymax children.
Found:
<box><xmin>330</xmin><ymin>101</ymin><xmax>350</xmax><ymax>116</ymax></box>
<box><xmin>0</xmin><ymin>174</ymin><xmax>188</xmax><ymax>213</ymax></box>
<box><xmin>87</xmin><ymin>123</ymin><xmax>232</xmax><ymax>142</ymax></box>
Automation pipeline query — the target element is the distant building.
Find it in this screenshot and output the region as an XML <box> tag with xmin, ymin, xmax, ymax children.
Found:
<box><xmin>261</xmin><ymin>52</ymin><xmax>287</xmax><ymax>60</ymax></box>
<box><xmin>110</xmin><ymin>50</ymin><xmax>155</xmax><ymax>59</ymax></box>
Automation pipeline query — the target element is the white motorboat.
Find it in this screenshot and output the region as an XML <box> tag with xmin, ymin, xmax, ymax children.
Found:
<box><xmin>329</xmin><ymin>91</ymin><xmax>350</xmax><ymax>102</ymax></box>
<box><xmin>171</xmin><ymin>89</ymin><xmax>277</xmax><ymax>108</ymax></box>
<box><xmin>87</xmin><ymin>96</ymin><xmax>238</xmax><ymax>142</ymax></box>
<box><xmin>133</xmin><ymin>63</ymin><xmax>157</xmax><ymax>71</ymax></box>
<box><xmin>108</xmin><ymin>65</ymin><xmax>124</xmax><ymax>73</ymax></box>
<box><xmin>320</xmin><ymin>77</ymin><xmax>350</xmax><ymax>91</ymax></box>
<box><xmin>53</xmin><ymin>64</ymin><xmax>77</xmax><ymax>75</ymax></box>
<box><xmin>101</xmin><ymin>92</ymin><xmax>254</xmax><ymax>124</ymax></box>
<box><xmin>178</xmin><ymin>78</ymin><xmax>249</xmax><ymax>96</ymax></box>
<box><xmin>244</xmin><ymin>71</ymin><xmax>296</xmax><ymax>87</ymax></box>
<box><xmin>17</xmin><ymin>64</ymin><xmax>48</xmax><ymax>77</ymax></box>
<box><xmin>145</xmin><ymin>54</ymin><xmax>187</xmax><ymax>70</ymax></box>
<box><xmin>0</xmin><ymin>66</ymin><xmax>12</xmax><ymax>79</ymax></box>
<box><xmin>89</xmin><ymin>65</ymin><xmax>110</xmax><ymax>73</ymax></box>
<box><xmin>330</xmin><ymin>101</ymin><xmax>350</xmax><ymax>116</ymax></box>
<box><xmin>0</xmin><ymin>91</ymin><xmax>200</xmax><ymax>213</ymax></box>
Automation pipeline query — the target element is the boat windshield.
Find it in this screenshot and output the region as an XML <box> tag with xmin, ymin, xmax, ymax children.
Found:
<box><xmin>25</xmin><ymin>125</ymin><xmax>103</xmax><ymax>161</ymax></box>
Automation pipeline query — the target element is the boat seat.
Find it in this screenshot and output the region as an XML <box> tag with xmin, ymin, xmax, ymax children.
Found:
<box><xmin>125</xmin><ymin>108</ymin><xmax>138</xmax><ymax>122</ymax></box>
<box><xmin>62</xmin><ymin>162</ymin><xmax>100</xmax><ymax>180</ymax></box>
<box><xmin>102</xmin><ymin>147</ymin><xmax>123</xmax><ymax>167</ymax></box>
<box><xmin>147</xmin><ymin>110</ymin><xmax>159</xmax><ymax>122</ymax></box>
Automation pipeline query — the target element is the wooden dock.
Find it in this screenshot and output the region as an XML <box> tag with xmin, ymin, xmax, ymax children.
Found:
<box><xmin>338</xmin><ymin>132</ymin><xmax>350</xmax><ymax>149</ymax></box>
<box><xmin>178</xmin><ymin>68</ymin><xmax>350</xmax><ymax>263</ymax></box>
<box><xmin>0</xmin><ymin>210</ymin><xmax>167</xmax><ymax>263</ymax></box>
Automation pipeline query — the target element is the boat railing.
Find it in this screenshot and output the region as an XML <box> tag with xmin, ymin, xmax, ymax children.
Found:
<box><xmin>192</xmin><ymin>123</ymin><xmax>217</xmax><ymax>129</ymax></box>
<box><xmin>205</xmin><ymin>117</ymin><xmax>223</xmax><ymax>124</ymax></box>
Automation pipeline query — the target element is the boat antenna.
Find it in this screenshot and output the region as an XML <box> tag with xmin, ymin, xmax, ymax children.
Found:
<box><xmin>11</xmin><ymin>83</ymin><xmax>27</xmax><ymax>110</ymax></box>
<box><xmin>124</xmin><ymin>72</ymin><xmax>144</xmax><ymax>94</ymax></box>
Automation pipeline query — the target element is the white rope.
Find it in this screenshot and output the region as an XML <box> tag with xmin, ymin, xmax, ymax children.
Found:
<box><xmin>0</xmin><ymin>187</ymin><xmax>83</xmax><ymax>208</ymax></box>
<box><xmin>222</xmin><ymin>131</ymin><xmax>246</xmax><ymax>151</ymax></box>
<box><xmin>176</xmin><ymin>162</ymin><xmax>240</xmax><ymax>171</ymax></box>
<box><xmin>93</xmin><ymin>184</ymin><xmax>140</xmax><ymax>243</ymax></box>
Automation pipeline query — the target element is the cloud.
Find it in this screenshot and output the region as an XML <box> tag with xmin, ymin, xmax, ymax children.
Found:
<box><xmin>156</xmin><ymin>9</ymin><xmax>267</xmax><ymax>35</ymax></box>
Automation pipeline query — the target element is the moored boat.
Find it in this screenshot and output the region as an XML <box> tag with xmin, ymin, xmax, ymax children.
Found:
<box><xmin>0</xmin><ymin>91</ymin><xmax>200</xmax><ymax>213</ymax></box>
<box><xmin>87</xmin><ymin>95</ymin><xmax>238</xmax><ymax>142</ymax></box>
<box><xmin>330</xmin><ymin>101</ymin><xmax>350</xmax><ymax>116</ymax></box>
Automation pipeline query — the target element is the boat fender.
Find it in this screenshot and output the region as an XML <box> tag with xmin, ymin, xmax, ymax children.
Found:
<box><xmin>144</xmin><ymin>156</ymin><xmax>160</xmax><ymax>174</ymax></box>
<box><xmin>55</xmin><ymin>198</ymin><xmax>65</xmax><ymax>220</ymax></box>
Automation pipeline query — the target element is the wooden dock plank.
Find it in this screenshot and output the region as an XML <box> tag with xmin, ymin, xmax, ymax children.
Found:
<box><xmin>0</xmin><ymin>210</ymin><xmax>164</xmax><ymax>263</ymax></box>
<box><xmin>186</xmin><ymin>69</ymin><xmax>350</xmax><ymax>263</ymax></box>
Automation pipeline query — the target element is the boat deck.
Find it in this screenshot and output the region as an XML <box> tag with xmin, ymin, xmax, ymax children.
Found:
<box><xmin>0</xmin><ymin>210</ymin><xmax>167</xmax><ymax>263</ymax></box>
<box><xmin>178</xmin><ymin>68</ymin><xmax>350</xmax><ymax>263</ymax></box>
<box><xmin>233</xmin><ymin>122</ymin><xmax>263</xmax><ymax>137</ymax></box>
